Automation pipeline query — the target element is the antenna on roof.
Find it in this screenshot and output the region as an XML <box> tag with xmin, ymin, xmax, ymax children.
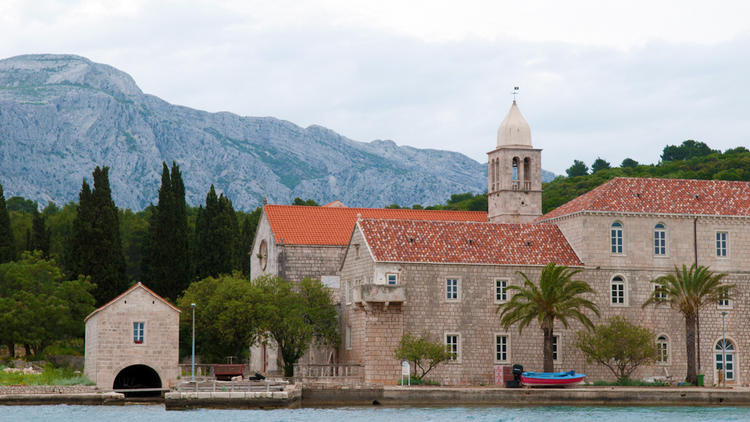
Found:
<box><xmin>512</xmin><ymin>86</ymin><xmax>519</xmax><ymax>103</ymax></box>
<box><xmin>262</xmin><ymin>196</ymin><xmax>267</xmax><ymax>206</ymax></box>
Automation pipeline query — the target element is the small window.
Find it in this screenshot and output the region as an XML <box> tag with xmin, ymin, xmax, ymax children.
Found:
<box><xmin>611</xmin><ymin>276</ymin><xmax>626</xmax><ymax>305</ymax></box>
<box><xmin>656</xmin><ymin>335</ymin><xmax>669</xmax><ymax>364</ymax></box>
<box><xmin>552</xmin><ymin>335</ymin><xmax>560</xmax><ymax>362</ymax></box>
<box><xmin>496</xmin><ymin>334</ymin><xmax>509</xmax><ymax>363</ymax></box>
<box><xmin>495</xmin><ymin>279</ymin><xmax>508</xmax><ymax>303</ymax></box>
<box><xmin>611</xmin><ymin>222</ymin><xmax>623</xmax><ymax>254</ymax></box>
<box><xmin>387</xmin><ymin>273</ymin><xmax>398</xmax><ymax>286</ymax></box>
<box><xmin>345</xmin><ymin>325</ymin><xmax>352</xmax><ymax>350</ymax></box>
<box><xmin>716</xmin><ymin>232</ymin><xmax>728</xmax><ymax>257</ymax></box>
<box><xmin>654</xmin><ymin>223</ymin><xmax>666</xmax><ymax>256</ymax></box>
<box><xmin>653</xmin><ymin>283</ymin><xmax>667</xmax><ymax>300</ymax></box>
<box><xmin>446</xmin><ymin>278</ymin><xmax>459</xmax><ymax>301</ymax></box>
<box><xmin>133</xmin><ymin>322</ymin><xmax>144</xmax><ymax>344</ymax></box>
<box><xmin>718</xmin><ymin>291</ymin><xmax>731</xmax><ymax>308</ymax></box>
<box><xmin>445</xmin><ymin>333</ymin><xmax>460</xmax><ymax>361</ymax></box>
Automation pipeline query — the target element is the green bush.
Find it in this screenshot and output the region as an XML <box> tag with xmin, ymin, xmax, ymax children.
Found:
<box><xmin>0</xmin><ymin>363</ymin><xmax>93</xmax><ymax>386</ymax></box>
<box><xmin>398</xmin><ymin>376</ymin><xmax>440</xmax><ymax>386</ymax></box>
<box><xmin>592</xmin><ymin>378</ymin><xmax>670</xmax><ymax>387</ymax></box>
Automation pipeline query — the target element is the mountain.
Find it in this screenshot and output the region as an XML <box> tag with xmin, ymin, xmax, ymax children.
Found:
<box><xmin>0</xmin><ymin>54</ymin><xmax>554</xmax><ymax>211</ymax></box>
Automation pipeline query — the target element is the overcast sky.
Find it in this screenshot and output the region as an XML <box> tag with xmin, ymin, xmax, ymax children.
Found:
<box><xmin>2</xmin><ymin>0</ymin><xmax>750</xmax><ymax>174</ymax></box>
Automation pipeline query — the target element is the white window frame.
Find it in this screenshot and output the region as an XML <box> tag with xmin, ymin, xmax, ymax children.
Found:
<box><xmin>133</xmin><ymin>321</ymin><xmax>145</xmax><ymax>345</ymax></box>
<box><xmin>495</xmin><ymin>333</ymin><xmax>510</xmax><ymax>363</ymax></box>
<box><xmin>345</xmin><ymin>325</ymin><xmax>352</xmax><ymax>350</ymax></box>
<box><xmin>718</xmin><ymin>290</ymin><xmax>732</xmax><ymax>309</ymax></box>
<box><xmin>653</xmin><ymin>223</ymin><xmax>667</xmax><ymax>256</ymax></box>
<box><xmin>386</xmin><ymin>273</ymin><xmax>398</xmax><ymax>286</ymax></box>
<box><xmin>552</xmin><ymin>334</ymin><xmax>560</xmax><ymax>362</ymax></box>
<box><xmin>716</xmin><ymin>231</ymin><xmax>728</xmax><ymax>258</ymax></box>
<box><xmin>445</xmin><ymin>332</ymin><xmax>461</xmax><ymax>363</ymax></box>
<box><xmin>494</xmin><ymin>278</ymin><xmax>509</xmax><ymax>304</ymax></box>
<box><xmin>656</xmin><ymin>334</ymin><xmax>670</xmax><ymax>365</ymax></box>
<box><xmin>445</xmin><ymin>277</ymin><xmax>461</xmax><ymax>302</ymax></box>
<box><xmin>653</xmin><ymin>282</ymin><xmax>667</xmax><ymax>301</ymax></box>
<box><xmin>610</xmin><ymin>275</ymin><xmax>627</xmax><ymax>306</ymax></box>
<box><xmin>611</xmin><ymin>221</ymin><xmax>624</xmax><ymax>255</ymax></box>
<box><xmin>715</xmin><ymin>338</ymin><xmax>737</xmax><ymax>383</ymax></box>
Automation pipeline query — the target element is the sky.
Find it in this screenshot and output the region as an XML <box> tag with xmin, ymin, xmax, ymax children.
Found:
<box><xmin>2</xmin><ymin>0</ymin><xmax>750</xmax><ymax>174</ymax></box>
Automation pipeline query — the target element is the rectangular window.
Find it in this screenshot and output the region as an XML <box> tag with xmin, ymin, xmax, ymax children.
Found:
<box><xmin>611</xmin><ymin>279</ymin><xmax>625</xmax><ymax>305</ymax></box>
<box><xmin>387</xmin><ymin>273</ymin><xmax>398</xmax><ymax>285</ymax></box>
<box><xmin>716</xmin><ymin>232</ymin><xmax>728</xmax><ymax>257</ymax></box>
<box><xmin>495</xmin><ymin>279</ymin><xmax>508</xmax><ymax>303</ymax></box>
<box><xmin>656</xmin><ymin>336</ymin><xmax>668</xmax><ymax>363</ymax></box>
<box><xmin>653</xmin><ymin>283</ymin><xmax>667</xmax><ymax>300</ymax></box>
<box><xmin>552</xmin><ymin>335</ymin><xmax>559</xmax><ymax>362</ymax></box>
<box><xmin>446</xmin><ymin>278</ymin><xmax>459</xmax><ymax>301</ymax></box>
<box><xmin>718</xmin><ymin>291</ymin><xmax>731</xmax><ymax>308</ymax></box>
<box><xmin>611</xmin><ymin>223</ymin><xmax>623</xmax><ymax>254</ymax></box>
<box><xmin>445</xmin><ymin>334</ymin><xmax>459</xmax><ymax>361</ymax></box>
<box><xmin>495</xmin><ymin>334</ymin><xmax>508</xmax><ymax>362</ymax></box>
<box><xmin>345</xmin><ymin>325</ymin><xmax>352</xmax><ymax>350</ymax></box>
<box><xmin>133</xmin><ymin>322</ymin><xmax>144</xmax><ymax>344</ymax></box>
<box><xmin>654</xmin><ymin>226</ymin><xmax>666</xmax><ymax>255</ymax></box>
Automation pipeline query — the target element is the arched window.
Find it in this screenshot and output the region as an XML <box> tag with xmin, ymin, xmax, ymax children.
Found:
<box><xmin>611</xmin><ymin>222</ymin><xmax>623</xmax><ymax>254</ymax></box>
<box><xmin>523</xmin><ymin>157</ymin><xmax>531</xmax><ymax>181</ymax></box>
<box><xmin>656</xmin><ymin>335</ymin><xmax>669</xmax><ymax>364</ymax></box>
<box><xmin>610</xmin><ymin>275</ymin><xmax>626</xmax><ymax>305</ymax></box>
<box><xmin>654</xmin><ymin>223</ymin><xmax>666</xmax><ymax>256</ymax></box>
<box><xmin>512</xmin><ymin>157</ymin><xmax>519</xmax><ymax>181</ymax></box>
<box><xmin>715</xmin><ymin>339</ymin><xmax>736</xmax><ymax>382</ymax></box>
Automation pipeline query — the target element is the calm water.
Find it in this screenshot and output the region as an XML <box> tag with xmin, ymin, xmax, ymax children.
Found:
<box><xmin>3</xmin><ymin>405</ymin><xmax>750</xmax><ymax>422</ymax></box>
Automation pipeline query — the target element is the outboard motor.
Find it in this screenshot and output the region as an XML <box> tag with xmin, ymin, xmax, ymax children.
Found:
<box><xmin>506</xmin><ymin>364</ymin><xmax>523</xmax><ymax>388</ymax></box>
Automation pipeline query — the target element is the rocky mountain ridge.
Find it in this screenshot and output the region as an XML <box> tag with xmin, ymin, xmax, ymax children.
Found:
<box><xmin>0</xmin><ymin>54</ymin><xmax>553</xmax><ymax>210</ymax></box>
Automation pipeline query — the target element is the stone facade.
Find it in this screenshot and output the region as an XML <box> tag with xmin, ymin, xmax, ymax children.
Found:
<box><xmin>84</xmin><ymin>283</ymin><xmax>180</xmax><ymax>390</ymax></box>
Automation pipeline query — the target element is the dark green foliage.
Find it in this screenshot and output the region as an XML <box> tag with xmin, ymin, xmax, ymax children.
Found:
<box><xmin>6</xmin><ymin>196</ymin><xmax>37</xmax><ymax>213</ymax></box>
<box><xmin>69</xmin><ymin>167</ymin><xmax>128</xmax><ymax>306</ymax></box>
<box><xmin>0</xmin><ymin>184</ymin><xmax>14</xmax><ymax>263</ymax></box>
<box><xmin>143</xmin><ymin>162</ymin><xmax>190</xmax><ymax>300</ymax></box>
<box><xmin>394</xmin><ymin>333</ymin><xmax>452</xmax><ymax>380</ymax></box>
<box><xmin>0</xmin><ymin>252</ymin><xmax>95</xmax><ymax>356</ymax></box>
<box><xmin>238</xmin><ymin>208</ymin><xmax>262</xmax><ymax>276</ymax></box>
<box><xmin>620</xmin><ymin>158</ymin><xmax>639</xmax><ymax>168</ymax></box>
<box><xmin>576</xmin><ymin>316</ymin><xmax>657</xmax><ymax>382</ymax></box>
<box><xmin>194</xmin><ymin>185</ymin><xmax>238</xmax><ymax>279</ymax></box>
<box><xmin>120</xmin><ymin>208</ymin><xmax>150</xmax><ymax>283</ymax></box>
<box><xmin>591</xmin><ymin>157</ymin><xmax>611</xmax><ymax>173</ymax></box>
<box><xmin>661</xmin><ymin>140</ymin><xmax>718</xmax><ymax>162</ymax></box>
<box><xmin>292</xmin><ymin>198</ymin><xmax>319</xmax><ymax>206</ymax></box>
<box><xmin>29</xmin><ymin>209</ymin><xmax>51</xmax><ymax>257</ymax></box>
<box><xmin>565</xmin><ymin>160</ymin><xmax>589</xmax><ymax>177</ymax></box>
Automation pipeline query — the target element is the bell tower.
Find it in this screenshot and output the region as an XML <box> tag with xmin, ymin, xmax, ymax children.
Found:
<box><xmin>487</xmin><ymin>100</ymin><xmax>542</xmax><ymax>223</ymax></box>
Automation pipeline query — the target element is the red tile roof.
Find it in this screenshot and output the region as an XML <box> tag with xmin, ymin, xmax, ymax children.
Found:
<box><xmin>540</xmin><ymin>177</ymin><xmax>750</xmax><ymax>221</ymax></box>
<box><xmin>84</xmin><ymin>282</ymin><xmax>180</xmax><ymax>322</ymax></box>
<box><xmin>265</xmin><ymin>205</ymin><xmax>488</xmax><ymax>246</ymax></box>
<box><xmin>358</xmin><ymin>219</ymin><xmax>582</xmax><ymax>266</ymax></box>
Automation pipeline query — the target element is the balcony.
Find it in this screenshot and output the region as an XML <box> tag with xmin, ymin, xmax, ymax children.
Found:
<box><xmin>353</xmin><ymin>284</ymin><xmax>405</xmax><ymax>305</ymax></box>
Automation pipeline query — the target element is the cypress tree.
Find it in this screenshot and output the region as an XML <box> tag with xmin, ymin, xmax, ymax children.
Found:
<box><xmin>29</xmin><ymin>209</ymin><xmax>50</xmax><ymax>258</ymax></box>
<box><xmin>194</xmin><ymin>185</ymin><xmax>236</xmax><ymax>279</ymax></box>
<box><xmin>0</xmin><ymin>184</ymin><xmax>14</xmax><ymax>263</ymax></box>
<box><xmin>143</xmin><ymin>162</ymin><xmax>190</xmax><ymax>300</ymax></box>
<box><xmin>70</xmin><ymin>167</ymin><xmax>127</xmax><ymax>305</ymax></box>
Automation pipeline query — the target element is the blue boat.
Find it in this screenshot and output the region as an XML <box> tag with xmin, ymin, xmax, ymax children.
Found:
<box><xmin>521</xmin><ymin>370</ymin><xmax>586</xmax><ymax>386</ymax></box>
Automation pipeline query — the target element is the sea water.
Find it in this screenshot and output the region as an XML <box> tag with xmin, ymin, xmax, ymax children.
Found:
<box><xmin>3</xmin><ymin>405</ymin><xmax>750</xmax><ymax>422</ymax></box>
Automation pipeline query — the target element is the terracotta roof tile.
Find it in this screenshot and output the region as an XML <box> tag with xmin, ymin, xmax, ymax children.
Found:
<box><xmin>265</xmin><ymin>205</ymin><xmax>487</xmax><ymax>246</ymax></box>
<box><xmin>358</xmin><ymin>219</ymin><xmax>582</xmax><ymax>266</ymax></box>
<box><xmin>540</xmin><ymin>177</ymin><xmax>750</xmax><ymax>221</ymax></box>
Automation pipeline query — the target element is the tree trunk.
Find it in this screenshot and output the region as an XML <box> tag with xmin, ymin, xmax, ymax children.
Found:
<box><xmin>696</xmin><ymin>312</ymin><xmax>701</xmax><ymax>375</ymax></box>
<box><xmin>685</xmin><ymin>314</ymin><xmax>698</xmax><ymax>385</ymax></box>
<box><xmin>24</xmin><ymin>344</ymin><xmax>31</xmax><ymax>357</ymax></box>
<box><xmin>542</xmin><ymin>325</ymin><xmax>554</xmax><ymax>373</ymax></box>
<box><xmin>6</xmin><ymin>342</ymin><xmax>15</xmax><ymax>358</ymax></box>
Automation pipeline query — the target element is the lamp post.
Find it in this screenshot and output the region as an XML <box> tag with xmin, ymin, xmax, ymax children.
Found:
<box><xmin>721</xmin><ymin>311</ymin><xmax>728</xmax><ymax>388</ymax></box>
<box><xmin>191</xmin><ymin>303</ymin><xmax>196</xmax><ymax>382</ymax></box>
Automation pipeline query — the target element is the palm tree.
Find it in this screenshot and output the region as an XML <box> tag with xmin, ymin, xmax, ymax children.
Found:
<box><xmin>644</xmin><ymin>264</ymin><xmax>732</xmax><ymax>385</ymax></box>
<box><xmin>498</xmin><ymin>263</ymin><xmax>600</xmax><ymax>372</ymax></box>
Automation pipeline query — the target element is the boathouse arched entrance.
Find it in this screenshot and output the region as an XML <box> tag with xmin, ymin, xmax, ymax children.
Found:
<box><xmin>113</xmin><ymin>364</ymin><xmax>162</xmax><ymax>397</ymax></box>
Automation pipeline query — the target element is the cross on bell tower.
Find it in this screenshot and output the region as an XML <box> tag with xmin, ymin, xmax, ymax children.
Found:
<box><xmin>486</xmin><ymin>94</ymin><xmax>542</xmax><ymax>223</ymax></box>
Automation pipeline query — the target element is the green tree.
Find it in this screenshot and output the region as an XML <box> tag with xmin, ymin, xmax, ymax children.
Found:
<box><xmin>6</xmin><ymin>196</ymin><xmax>37</xmax><ymax>213</ymax></box>
<box><xmin>237</xmin><ymin>208</ymin><xmax>261</xmax><ymax>276</ymax></box>
<box><xmin>643</xmin><ymin>264</ymin><xmax>732</xmax><ymax>385</ymax></box>
<box><xmin>591</xmin><ymin>157</ymin><xmax>611</xmax><ymax>173</ymax></box>
<box><xmin>565</xmin><ymin>160</ymin><xmax>589</xmax><ymax>177</ymax></box>
<box><xmin>29</xmin><ymin>209</ymin><xmax>51</xmax><ymax>258</ymax></box>
<box><xmin>120</xmin><ymin>208</ymin><xmax>150</xmax><ymax>283</ymax></box>
<box><xmin>194</xmin><ymin>185</ymin><xmax>237</xmax><ymax>279</ymax></box>
<box><xmin>576</xmin><ymin>316</ymin><xmax>657</xmax><ymax>382</ymax></box>
<box><xmin>177</xmin><ymin>272</ymin><xmax>260</xmax><ymax>362</ymax></box>
<box><xmin>497</xmin><ymin>263</ymin><xmax>600</xmax><ymax>372</ymax></box>
<box><xmin>292</xmin><ymin>198</ymin><xmax>319</xmax><ymax>206</ymax></box>
<box><xmin>254</xmin><ymin>275</ymin><xmax>339</xmax><ymax>377</ymax></box>
<box><xmin>0</xmin><ymin>184</ymin><xmax>14</xmax><ymax>263</ymax></box>
<box><xmin>620</xmin><ymin>158</ymin><xmax>639</xmax><ymax>168</ymax></box>
<box><xmin>0</xmin><ymin>252</ymin><xmax>95</xmax><ymax>356</ymax></box>
<box><xmin>394</xmin><ymin>333</ymin><xmax>452</xmax><ymax>380</ymax></box>
<box><xmin>661</xmin><ymin>140</ymin><xmax>717</xmax><ymax>162</ymax></box>
<box><xmin>69</xmin><ymin>167</ymin><xmax>128</xmax><ymax>306</ymax></box>
<box><xmin>143</xmin><ymin>162</ymin><xmax>191</xmax><ymax>300</ymax></box>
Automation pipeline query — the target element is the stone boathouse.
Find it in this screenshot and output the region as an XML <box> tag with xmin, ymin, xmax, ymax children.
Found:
<box><xmin>84</xmin><ymin>282</ymin><xmax>180</xmax><ymax>391</ymax></box>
